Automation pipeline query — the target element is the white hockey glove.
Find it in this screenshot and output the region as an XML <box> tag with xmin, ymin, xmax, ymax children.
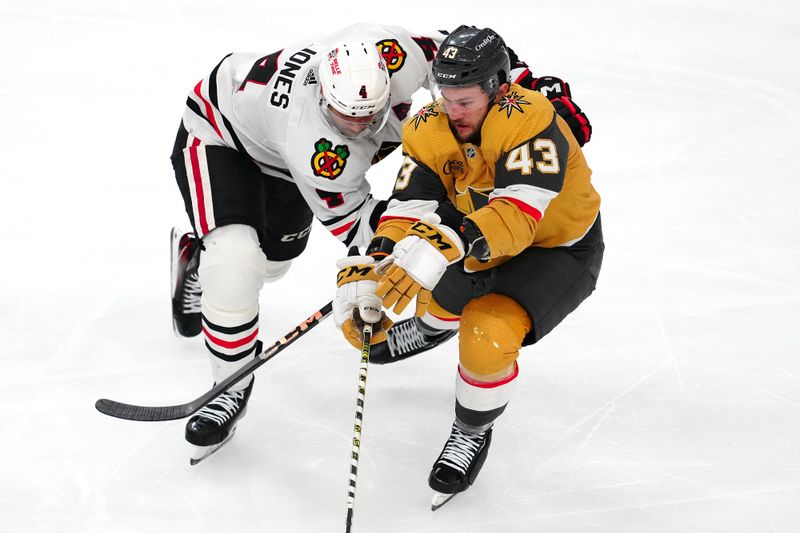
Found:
<box><xmin>334</xmin><ymin>256</ymin><xmax>393</xmax><ymax>350</ymax></box>
<box><xmin>375</xmin><ymin>215</ymin><xmax>465</xmax><ymax>316</ymax></box>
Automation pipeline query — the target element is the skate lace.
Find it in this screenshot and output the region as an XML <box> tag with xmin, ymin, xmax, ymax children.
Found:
<box><xmin>182</xmin><ymin>271</ymin><xmax>202</xmax><ymax>314</ymax></box>
<box><xmin>439</xmin><ymin>424</ymin><xmax>485</xmax><ymax>475</ymax></box>
<box><xmin>195</xmin><ymin>389</ymin><xmax>245</xmax><ymax>425</ymax></box>
<box><xmin>387</xmin><ymin>319</ymin><xmax>427</xmax><ymax>356</ymax></box>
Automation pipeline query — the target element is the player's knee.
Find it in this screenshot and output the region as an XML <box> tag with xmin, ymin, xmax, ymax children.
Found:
<box><xmin>458</xmin><ymin>293</ymin><xmax>532</xmax><ymax>376</ymax></box>
<box><xmin>264</xmin><ymin>258</ymin><xmax>291</xmax><ymax>283</ymax></box>
<box><xmin>198</xmin><ymin>224</ymin><xmax>268</xmax><ymax>312</ymax></box>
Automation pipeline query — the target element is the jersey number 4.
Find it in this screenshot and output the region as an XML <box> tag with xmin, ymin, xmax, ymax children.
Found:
<box><xmin>505</xmin><ymin>140</ymin><xmax>560</xmax><ymax>175</ymax></box>
<box><xmin>238</xmin><ymin>50</ymin><xmax>282</xmax><ymax>92</ymax></box>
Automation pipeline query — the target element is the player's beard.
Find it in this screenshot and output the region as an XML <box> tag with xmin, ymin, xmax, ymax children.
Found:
<box><xmin>446</xmin><ymin>103</ymin><xmax>492</xmax><ymax>145</ymax></box>
<box><xmin>448</xmin><ymin>119</ymin><xmax>482</xmax><ymax>145</ymax></box>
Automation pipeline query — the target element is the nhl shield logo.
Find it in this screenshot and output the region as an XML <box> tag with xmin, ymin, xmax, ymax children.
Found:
<box><xmin>311</xmin><ymin>138</ymin><xmax>349</xmax><ymax>179</ymax></box>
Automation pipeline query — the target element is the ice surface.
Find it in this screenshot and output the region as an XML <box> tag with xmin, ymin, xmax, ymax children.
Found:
<box><xmin>1</xmin><ymin>0</ymin><xmax>799</xmax><ymax>531</ymax></box>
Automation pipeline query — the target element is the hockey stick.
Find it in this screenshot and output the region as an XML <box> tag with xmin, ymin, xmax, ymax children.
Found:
<box><xmin>345</xmin><ymin>322</ymin><xmax>372</xmax><ymax>533</ymax></box>
<box><xmin>95</xmin><ymin>301</ymin><xmax>333</xmax><ymax>421</ymax></box>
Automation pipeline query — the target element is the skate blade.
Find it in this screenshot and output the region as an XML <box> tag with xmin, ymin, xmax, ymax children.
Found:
<box><xmin>430</xmin><ymin>491</ymin><xmax>457</xmax><ymax>511</ymax></box>
<box><xmin>189</xmin><ymin>427</ymin><xmax>237</xmax><ymax>466</ymax></box>
<box><xmin>170</xmin><ymin>227</ymin><xmax>180</xmax><ymax>337</ymax></box>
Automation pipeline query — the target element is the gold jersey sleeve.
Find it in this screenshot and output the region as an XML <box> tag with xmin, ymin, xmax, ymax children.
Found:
<box><xmin>376</xmin><ymin>85</ymin><xmax>600</xmax><ymax>270</ymax></box>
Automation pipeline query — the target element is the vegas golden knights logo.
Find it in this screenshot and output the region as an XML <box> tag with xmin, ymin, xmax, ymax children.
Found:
<box><xmin>497</xmin><ymin>91</ymin><xmax>531</xmax><ymax>118</ymax></box>
<box><xmin>412</xmin><ymin>103</ymin><xmax>439</xmax><ymax>129</ymax></box>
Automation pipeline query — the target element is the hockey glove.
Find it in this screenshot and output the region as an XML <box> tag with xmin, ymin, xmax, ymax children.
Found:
<box><xmin>375</xmin><ymin>215</ymin><xmax>465</xmax><ymax>316</ymax></box>
<box><xmin>532</xmin><ymin>76</ymin><xmax>592</xmax><ymax>146</ymax></box>
<box><xmin>460</xmin><ymin>218</ymin><xmax>490</xmax><ymax>261</ymax></box>
<box><xmin>334</xmin><ymin>256</ymin><xmax>393</xmax><ymax>350</ymax></box>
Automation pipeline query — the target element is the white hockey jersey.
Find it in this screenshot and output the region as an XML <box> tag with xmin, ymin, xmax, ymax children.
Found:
<box><xmin>180</xmin><ymin>23</ymin><xmax>446</xmax><ymax>248</ymax></box>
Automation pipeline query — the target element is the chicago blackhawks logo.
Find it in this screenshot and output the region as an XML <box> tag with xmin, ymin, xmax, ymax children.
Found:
<box><xmin>497</xmin><ymin>91</ymin><xmax>531</xmax><ymax>118</ymax></box>
<box><xmin>412</xmin><ymin>103</ymin><xmax>439</xmax><ymax>129</ymax></box>
<box><xmin>311</xmin><ymin>138</ymin><xmax>349</xmax><ymax>179</ymax></box>
<box><xmin>375</xmin><ymin>39</ymin><xmax>406</xmax><ymax>76</ymax></box>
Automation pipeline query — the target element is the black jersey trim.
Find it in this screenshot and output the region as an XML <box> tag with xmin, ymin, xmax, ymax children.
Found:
<box><xmin>186</xmin><ymin>97</ymin><xmax>215</xmax><ymax>130</ymax></box>
<box><xmin>320</xmin><ymin>197</ymin><xmax>368</xmax><ymax>227</ymax></box>
<box><xmin>207</xmin><ymin>53</ymin><xmax>231</xmax><ymax>109</ymax></box>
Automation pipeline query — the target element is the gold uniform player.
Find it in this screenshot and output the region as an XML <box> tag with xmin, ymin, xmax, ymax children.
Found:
<box><xmin>333</xmin><ymin>25</ymin><xmax>604</xmax><ymax>508</ymax></box>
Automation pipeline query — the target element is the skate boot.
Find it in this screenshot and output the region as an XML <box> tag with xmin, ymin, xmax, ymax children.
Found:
<box><xmin>170</xmin><ymin>228</ymin><xmax>202</xmax><ymax>337</ymax></box>
<box><xmin>369</xmin><ymin>317</ymin><xmax>457</xmax><ymax>364</ymax></box>
<box><xmin>428</xmin><ymin>422</ymin><xmax>493</xmax><ymax>510</ymax></box>
<box><xmin>186</xmin><ymin>379</ymin><xmax>254</xmax><ymax>465</ymax></box>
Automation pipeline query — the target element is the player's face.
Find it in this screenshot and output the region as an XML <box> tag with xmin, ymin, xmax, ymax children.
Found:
<box><xmin>440</xmin><ymin>85</ymin><xmax>492</xmax><ymax>142</ymax></box>
<box><xmin>327</xmin><ymin>105</ymin><xmax>376</xmax><ymax>137</ymax></box>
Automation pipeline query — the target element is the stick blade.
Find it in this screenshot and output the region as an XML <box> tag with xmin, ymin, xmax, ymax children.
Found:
<box><xmin>95</xmin><ymin>398</ymin><xmax>194</xmax><ymax>421</ymax></box>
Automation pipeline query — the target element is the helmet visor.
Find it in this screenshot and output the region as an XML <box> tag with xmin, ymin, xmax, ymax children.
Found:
<box><xmin>319</xmin><ymin>98</ymin><xmax>391</xmax><ymax>140</ymax></box>
<box><xmin>430</xmin><ymin>83</ymin><xmax>493</xmax><ymax>116</ymax></box>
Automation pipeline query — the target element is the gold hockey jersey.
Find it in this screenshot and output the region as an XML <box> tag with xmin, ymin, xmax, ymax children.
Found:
<box><xmin>375</xmin><ymin>84</ymin><xmax>600</xmax><ymax>271</ymax></box>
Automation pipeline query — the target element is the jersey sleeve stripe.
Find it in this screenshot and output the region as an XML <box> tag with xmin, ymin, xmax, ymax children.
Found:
<box><xmin>185</xmin><ymin>97</ymin><xmax>217</xmax><ymax>131</ymax></box>
<box><xmin>341</xmin><ymin>219</ymin><xmax>361</xmax><ymax>247</ymax></box>
<box><xmin>320</xmin><ymin>202</ymin><xmax>364</xmax><ymax>227</ymax></box>
<box><xmin>489</xmin><ymin>195</ymin><xmax>543</xmax><ymax>222</ymax></box>
<box><xmin>193</xmin><ymin>80</ymin><xmax>224</xmax><ymax>140</ymax></box>
<box><xmin>331</xmin><ymin>220</ymin><xmax>356</xmax><ymax>236</ymax></box>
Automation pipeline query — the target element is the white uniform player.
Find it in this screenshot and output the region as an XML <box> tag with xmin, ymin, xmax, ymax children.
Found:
<box><xmin>170</xmin><ymin>23</ymin><xmax>447</xmax><ymax>463</ymax></box>
<box><xmin>178</xmin><ymin>23</ymin><xmax>443</xmax><ymax>248</ymax></box>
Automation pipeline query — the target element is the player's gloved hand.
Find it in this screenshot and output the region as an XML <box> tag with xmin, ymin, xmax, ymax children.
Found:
<box><xmin>532</xmin><ymin>76</ymin><xmax>592</xmax><ymax>146</ymax></box>
<box><xmin>375</xmin><ymin>214</ymin><xmax>465</xmax><ymax>316</ymax></box>
<box><xmin>460</xmin><ymin>218</ymin><xmax>490</xmax><ymax>261</ymax></box>
<box><xmin>334</xmin><ymin>256</ymin><xmax>393</xmax><ymax>350</ymax></box>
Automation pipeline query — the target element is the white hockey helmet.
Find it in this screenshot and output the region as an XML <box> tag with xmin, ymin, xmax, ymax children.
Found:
<box><xmin>318</xmin><ymin>41</ymin><xmax>391</xmax><ymax>138</ymax></box>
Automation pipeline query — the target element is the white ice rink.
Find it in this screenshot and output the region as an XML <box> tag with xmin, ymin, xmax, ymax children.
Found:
<box><xmin>2</xmin><ymin>1</ymin><xmax>799</xmax><ymax>531</ymax></box>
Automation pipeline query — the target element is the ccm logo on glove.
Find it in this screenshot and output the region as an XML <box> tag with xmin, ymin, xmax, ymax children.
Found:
<box><xmin>408</xmin><ymin>221</ymin><xmax>456</xmax><ymax>255</ymax></box>
<box><xmin>337</xmin><ymin>264</ymin><xmax>380</xmax><ymax>285</ymax></box>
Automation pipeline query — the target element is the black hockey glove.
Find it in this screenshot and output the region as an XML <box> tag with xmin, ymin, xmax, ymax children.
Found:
<box><xmin>532</xmin><ymin>76</ymin><xmax>592</xmax><ymax>147</ymax></box>
<box><xmin>460</xmin><ymin>218</ymin><xmax>490</xmax><ymax>261</ymax></box>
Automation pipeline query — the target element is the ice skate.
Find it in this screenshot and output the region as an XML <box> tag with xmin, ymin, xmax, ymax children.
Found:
<box><xmin>170</xmin><ymin>228</ymin><xmax>202</xmax><ymax>337</ymax></box>
<box><xmin>428</xmin><ymin>422</ymin><xmax>493</xmax><ymax>510</ymax></box>
<box><xmin>186</xmin><ymin>379</ymin><xmax>253</xmax><ymax>465</ymax></box>
<box><xmin>369</xmin><ymin>317</ymin><xmax>456</xmax><ymax>364</ymax></box>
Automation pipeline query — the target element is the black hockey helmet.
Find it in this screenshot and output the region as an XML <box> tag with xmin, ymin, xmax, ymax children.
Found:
<box><xmin>432</xmin><ymin>25</ymin><xmax>511</xmax><ymax>94</ymax></box>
